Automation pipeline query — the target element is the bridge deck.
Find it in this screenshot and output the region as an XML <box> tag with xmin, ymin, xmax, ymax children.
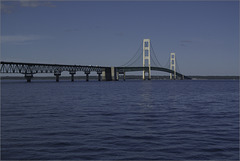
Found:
<box><xmin>0</xmin><ymin>61</ymin><xmax>191</xmax><ymax>80</ymax></box>
<box><xmin>116</xmin><ymin>66</ymin><xmax>191</xmax><ymax>79</ymax></box>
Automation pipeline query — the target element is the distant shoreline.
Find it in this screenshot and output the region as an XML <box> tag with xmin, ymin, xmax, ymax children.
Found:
<box><xmin>1</xmin><ymin>75</ymin><xmax>239</xmax><ymax>80</ymax></box>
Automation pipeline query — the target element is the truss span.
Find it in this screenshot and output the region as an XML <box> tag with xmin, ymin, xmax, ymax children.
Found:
<box><xmin>0</xmin><ymin>61</ymin><xmax>106</xmax><ymax>74</ymax></box>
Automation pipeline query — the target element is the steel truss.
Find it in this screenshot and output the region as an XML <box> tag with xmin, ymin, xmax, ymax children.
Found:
<box><xmin>0</xmin><ymin>61</ymin><xmax>105</xmax><ymax>74</ymax></box>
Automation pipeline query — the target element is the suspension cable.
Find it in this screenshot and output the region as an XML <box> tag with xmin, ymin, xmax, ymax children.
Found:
<box><xmin>175</xmin><ymin>56</ymin><xmax>181</xmax><ymax>73</ymax></box>
<box><xmin>120</xmin><ymin>43</ymin><xmax>142</xmax><ymax>67</ymax></box>
<box><xmin>126</xmin><ymin>50</ymin><xmax>143</xmax><ymax>67</ymax></box>
<box><xmin>150</xmin><ymin>43</ymin><xmax>163</xmax><ymax>67</ymax></box>
<box><xmin>150</xmin><ymin>55</ymin><xmax>159</xmax><ymax>67</ymax></box>
<box><xmin>163</xmin><ymin>56</ymin><xmax>170</xmax><ymax>69</ymax></box>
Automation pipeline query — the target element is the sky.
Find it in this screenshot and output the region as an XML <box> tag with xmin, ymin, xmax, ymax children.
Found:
<box><xmin>1</xmin><ymin>0</ymin><xmax>239</xmax><ymax>76</ymax></box>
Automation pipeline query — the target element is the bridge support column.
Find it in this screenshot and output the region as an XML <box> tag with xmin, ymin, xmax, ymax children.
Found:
<box><xmin>102</xmin><ymin>67</ymin><xmax>112</xmax><ymax>81</ymax></box>
<box><xmin>85</xmin><ymin>71</ymin><xmax>90</xmax><ymax>81</ymax></box>
<box><xmin>111</xmin><ymin>67</ymin><xmax>118</xmax><ymax>81</ymax></box>
<box><xmin>71</xmin><ymin>74</ymin><xmax>74</xmax><ymax>82</ymax></box>
<box><xmin>54</xmin><ymin>70</ymin><xmax>61</xmax><ymax>82</ymax></box>
<box><xmin>69</xmin><ymin>71</ymin><xmax>76</xmax><ymax>82</ymax></box>
<box><xmin>97</xmin><ymin>71</ymin><xmax>102</xmax><ymax>81</ymax></box>
<box><xmin>148</xmin><ymin>71</ymin><xmax>151</xmax><ymax>80</ymax></box>
<box><xmin>116</xmin><ymin>71</ymin><xmax>119</xmax><ymax>81</ymax></box>
<box><xmin>143</xmin><ymin>71</ymin><xmax>151</xmax><ymax>80</ymax></box>
<box><xmin>119</xmin><ymin>70</ymin><xmax>124</xmax><ymax>81</ymax></box>
<box><xmin>102</xmin><ymin>71</ymin><xmax>106</xmax><ymax>81</ymax></box>
<box><xmin>24</xmin><ymin>73</ymin><xmax>33</xmax><ymax>82</ymax></box>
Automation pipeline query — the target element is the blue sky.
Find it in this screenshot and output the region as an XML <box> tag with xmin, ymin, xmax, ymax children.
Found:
<box><xmin>1</xmin><ymin>1</ymin><xmax>239</xmax><ymax>76</ymax></box>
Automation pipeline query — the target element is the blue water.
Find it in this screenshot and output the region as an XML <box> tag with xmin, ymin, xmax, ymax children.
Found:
<box><xmin>1</xmin><ymin>80</ymin><xmax>239</xmax><ymax>160</ymax></box>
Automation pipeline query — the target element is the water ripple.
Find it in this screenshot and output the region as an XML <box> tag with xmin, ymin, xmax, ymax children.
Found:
<box><xmin>1</xmin><ymin>80</ymin><xmax>239</xmax><ymax>160</ymax></box>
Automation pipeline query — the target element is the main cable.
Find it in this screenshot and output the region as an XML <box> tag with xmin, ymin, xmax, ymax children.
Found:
<box><xmin>164</xmin><ymin>56</ymin><xmax>170</xmax><ymax>69</ymax></box>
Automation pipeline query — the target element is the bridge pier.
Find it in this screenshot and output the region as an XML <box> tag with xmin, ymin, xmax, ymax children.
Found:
<box><xmin>97</xmin><ymin>71</ymin><xmax>102</xmax><ymax>81</ymax></box>
<box><xmin>102</xmin><ymin>67</ymin><xmax>112</xmax><ymax>81</ymax></box>
<box><xmin>119</xmin><ymin>70</ymin><xmax>125</xmax><ymax>81</ymax></box>
<box><xmin>182</xmin><ymin>75</ymin><xmax>184</xmax><ymax>80</ymax></box>
<box><xmin>69</xmin><ymin>71</ymin><xmax>76</xmax><ymax>82</ymax></box>
<box><xmin>111</xmin><ymin>67</ymin><xmax>118</xmax><ymax>81</ymax></box>
<box><xmin>85</xmin><ymin>71</ymin><xmax>90</xmax><ymax>81</ymax></box>
<box><xmin>143</xmin><ymin>71</ymin><xmax>151</xmax><ymax>80</ymax></box>
<box><xmin>54</xmin><ymin>70</ymin><xmax>61</xmax><ymax>82</ymax></box>
<box><xmin>71</xmin><ymin>74</ymin><xmax>74</xmax><ymax>82</ymax></box>
<box><xmin>24</xmin><ymin>73</ymin><xmax>33</xmax><ymax>82</ymax></box>
<box><xmin>148</xmin><ymin>71</ymin><xmax>151</xmax><ymax>80</ymax></box>
<box><xmin>116</xmin><ymin>71</ymin><xmax>119</xmax><ymax>81</ymax></box>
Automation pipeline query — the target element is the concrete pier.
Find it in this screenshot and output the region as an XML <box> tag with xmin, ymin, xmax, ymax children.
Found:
<box><xmin>102</xmin><ymin>67</ymin><xmax>112</xmax><ymax>81</ymax></box>
<box><xmin>97</xmin><ymin>71</ymin><xmax>102</xmax><ymax>81</ymax></box>
<box><xmin>71</xmin><ymin>74</ymin><xmax>74</xmax><ymax>82</ymax></box>
<box><xmin>148</xmin><ymin>71</ymin><xmax>151</xmax><ymax>80</ymax></box>
<box><xmin>182</xmin><ymin>75</ymin><xmax>185</xmax><ymax>80</ymax></box>
<box><xmin>111</xmin><ymin>67</ymin><xmax>117</xmax><ymax>81</ymax></box>
<box><xmin>85</xmin><ymin>71</ymin><xmax>90</xmax><ymax>81</ymax></box>
<box><xmin>54</xmin><ymin>70</ymin><xmax>61</xmax><ymax>82</ymax></box>
<box><xmin>116</xmin><ymin>71</ymin><xmax>119</xmax><ymax>81</ymax></box>
<box><xmin>69</xmin><ymin>71</ymin><xmax>76</xmax><ymax>82</ymax></box>
<box><xmin>24</xmin><ymin>73</ymin><xmax>33</xmax><ymax>82</ymax></box>
<box><xmin>118</xmin><ymin>70</ymin><xmax>125</xmax><ymax>81</ymax></box>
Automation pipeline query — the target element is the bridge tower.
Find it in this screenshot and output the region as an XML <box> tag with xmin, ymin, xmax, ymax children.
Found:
<box><xmin>170</xmin><ymin>52</ymin><xmax>176</xmax><ymax>80</ymax></box>
<box><xmin>143</xmin><ymin>39</ymin><xmax>151</xmax><ymax>80</ymax></box>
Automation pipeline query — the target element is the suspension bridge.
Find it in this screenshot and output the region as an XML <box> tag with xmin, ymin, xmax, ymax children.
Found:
<box><xmin>0</xmin><ymin>39</ymin><xmax>191</xmax><ymax>82</ymax></box>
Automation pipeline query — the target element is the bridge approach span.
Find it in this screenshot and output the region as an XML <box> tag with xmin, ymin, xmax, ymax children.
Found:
<box><xmin>0</xmin><ymin>61</ymin><xmax>107</xmax><ymax>73</ymax></box>
<box><xmin>0</xmin><ymin>61</ymin><xmax>112</xmax><ymax>82</ymax></box>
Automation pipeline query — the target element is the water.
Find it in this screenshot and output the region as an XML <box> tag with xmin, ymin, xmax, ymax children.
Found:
<box><xmin>1</xmin><ymin>79</ymin><xmax>239</xmax><ymax>160</ymax></box>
